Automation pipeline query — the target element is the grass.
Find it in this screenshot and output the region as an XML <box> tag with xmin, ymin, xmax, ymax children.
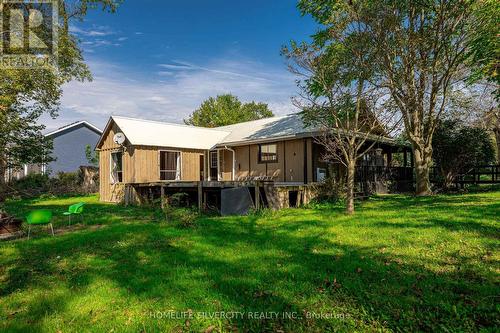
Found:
<box><xmin>0</xmin><ymin>191</ymin><xmax>499</xmax><ymax>332</ymax></box>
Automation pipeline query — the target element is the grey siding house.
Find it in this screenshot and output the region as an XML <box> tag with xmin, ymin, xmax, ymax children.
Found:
<box><xmin>43</xmin><ymin>121</ymin><xmax>102</xmax><ymax>176</ymax></box>
<box><xmin>5</xmin><ymin>121</ymin><xmax>102</xmax><ymax>180</ymax></box>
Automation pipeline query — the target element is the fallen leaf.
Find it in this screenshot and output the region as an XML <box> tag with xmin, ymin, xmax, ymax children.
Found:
<box><xmin>205</xmin><ymin>325</ymin><xmax>216</xmax><ymax>333</ymax></box>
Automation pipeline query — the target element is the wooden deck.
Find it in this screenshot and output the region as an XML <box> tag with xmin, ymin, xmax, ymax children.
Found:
<box><xmin>122</xmin><ymin>180</ymin><xmax>316</xmax><ymax>212</ymax></box>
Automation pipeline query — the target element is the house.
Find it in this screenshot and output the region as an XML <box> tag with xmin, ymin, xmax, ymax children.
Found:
<box><xmin>96</xmin><ymin>114</ymin><xmax>411</xmax><ymax>209</ymax></box>
<box><xmin>5</xmin><ymin>121</ymin><xmax>102</xmax><ymax>181</ymax></box>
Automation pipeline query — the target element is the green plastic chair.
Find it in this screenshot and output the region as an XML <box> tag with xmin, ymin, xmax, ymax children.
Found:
<box><xmin>63</xmin><ymin>202</ymin><xmax>85</xmax><ymax>225</ymax></box>
<box><xmin>26</xmin><ymin>210</ymin><xmax>53</xmax><ymax>239</ymax></box>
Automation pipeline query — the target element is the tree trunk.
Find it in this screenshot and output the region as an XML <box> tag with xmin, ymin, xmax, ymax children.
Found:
<box><xmin>413</xmin><ymin>145</ymin><xmax>433</xmax><ymax>196</ymax></box>
<box><xmin>0</xmin><ymin>157</ymin><xmax>6</xmax><ymax>203</ymax></box>
<box><xmin>346</xmin><ymin>160</ymin><xmax>355</xmax><ymax>215</ymax></box>
<box><xmin>494</xmin><ymin>129</ymin><xmax>500</xmax><ymax>164</ymax></box>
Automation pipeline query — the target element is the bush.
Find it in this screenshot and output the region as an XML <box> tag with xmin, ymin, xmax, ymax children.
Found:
<box><xmin>3</xmin><ymin>170</ymin><xmax>97</xmax><ymax>199</ymax></box>
<box><xmin>159</xmin><ymin>192</ymin><xmax>198</xmax><ymax>227</ymax></box>
<box><xmin>312</xmin><ymin>176</ymin><xmax>346</xmax><ymax>203</ymax></box>
<box><xmin>433</xmin><ymin>120</ymin><xmax>496</xmax><ymax>189</ymax></box>
<box><xmin>163</xmin><ymin>206</ymin><xmax>198</xmax><ymax>228</ymax></box>
<box><xmin>169</xmin><ymin>192</ymin><xmax>191</xmax><ymax>207</ymax></box>
<box><xmin>9</xmin><ymin>173</ymin><xmax>49</xmax><ymax>192</ymax></box>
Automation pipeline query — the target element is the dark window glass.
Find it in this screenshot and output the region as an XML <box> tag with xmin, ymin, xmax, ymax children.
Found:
<box><xmin>111</xmin><ymin>152</ymin><xmax>123</xmax><ymax>183</ymax></box>
<box><xmin>160</xmin><ymin>151</ymin><xmax>180</xmax><ymax>180</ymax></box>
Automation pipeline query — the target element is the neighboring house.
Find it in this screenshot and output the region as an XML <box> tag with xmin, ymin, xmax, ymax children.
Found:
<box><xmin>6</xmin><ymin>121</ymin><xmax>102</xmax><ymax>180</ymax></box>
<box><xmin>96</xmin><ymin>114</ymin><xmax>411</xmax><ymax>205</ymax></box>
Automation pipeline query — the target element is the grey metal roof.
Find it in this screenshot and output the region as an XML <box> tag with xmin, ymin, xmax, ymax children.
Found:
<box><xmin>216</xmin><ymin>114</ymin><xmax>318</xmax><ymax>146</ymax></box>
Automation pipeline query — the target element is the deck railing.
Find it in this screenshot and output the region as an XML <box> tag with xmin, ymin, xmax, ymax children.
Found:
<box><xmin>355</xmin><ymin>165</ymin><xmax>500</xmax><ymax>186</ymax></box>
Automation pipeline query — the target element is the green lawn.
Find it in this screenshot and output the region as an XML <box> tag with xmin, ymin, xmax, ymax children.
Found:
<box><xmin>0</xmin><ymin>191</ymin><xmax>499</xmax><ymax>332</ymax></box>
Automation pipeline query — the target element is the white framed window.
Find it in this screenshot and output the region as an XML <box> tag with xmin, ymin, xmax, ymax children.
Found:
<box><xmin>110</xmin><ymin>151</ymin><xmax>123</xmax><ymax>183</ymax></box>
<box><xmin>160</xmin><ymin>150</ymin><xmax>181</xmax><ymax>180</ymax></box>
<box><xmin>258</xmin><ymin>144</ymin><xmax>278</xmax><ymax>163</ymax></box>
<box><xmin>210</xmin><ymin>151</ymin><xmax>218</xmax><ymax>168</ymax></box>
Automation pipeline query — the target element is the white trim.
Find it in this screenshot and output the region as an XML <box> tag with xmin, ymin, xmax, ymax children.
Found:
<box><xmin>217</xmin><ymin>149</ymin><xmax>221</xmax><ymax>181</ymax></box>
<box><xmin>23</xmin><ymin>164</ymin><xmax>28</xmax><ymax>177</ymax></box>
<box><xmin>45</xmin><ymin>121</ymin><xmax>102</xmax><ymax>138</ymax></box>
<box><xmin>224</xmin><ymin>146</ymin><xmax>236</xmax><ymax>181</ymax></box>
<box><xmin>110</xmin><ymin>151</ymin><xmax>123</xmax><ymax>184</ymax></box>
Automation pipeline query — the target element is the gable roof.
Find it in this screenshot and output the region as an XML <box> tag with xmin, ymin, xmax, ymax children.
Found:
<box><xmin>45</xmin><ymin>121</ymin><xmax>102</xmax><ymax>137</ymax></box>
<box><xmin>96</xmin><ymin>113</ymin><xmax>402</xmax><ymax>151</ymax></box>
<box><xmin>216</xmin><ymin>114</ymin><xmax>317</xmax><ymax>146</ymax></box>
<box><xmin>96</xmin><ymin>116</ymin><xmax>231</xmax><ymax>150</ymax></box>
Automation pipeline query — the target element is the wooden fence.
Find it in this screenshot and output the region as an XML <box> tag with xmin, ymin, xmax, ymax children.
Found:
<box><xmin>355</xmin><ymin>165</ymin><xmax>500</xmax><ymax>193</ymax></box>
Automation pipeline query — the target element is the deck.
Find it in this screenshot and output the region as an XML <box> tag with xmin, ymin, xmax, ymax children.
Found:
<box><xmin>123</xmin><ymin>180</ymin><xmax>316</xmax><ymax>212</ymax></box>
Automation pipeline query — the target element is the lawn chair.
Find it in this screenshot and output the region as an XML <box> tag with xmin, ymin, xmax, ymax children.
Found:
<box><xmin>63</xmin><ymin>202</ymin><xmax>85</xmax><ymax>225</ymax></box>
<box><xmin>26</xmin><ymin>210</ymin><xmax>54</xmax><ymax>240</ymax></box>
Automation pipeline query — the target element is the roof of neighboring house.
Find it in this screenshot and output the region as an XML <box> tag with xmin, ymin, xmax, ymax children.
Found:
<box><xmin>216</xmin><ymin>114</ymin><xmax>317</xmax><ymax>146</ymax></box>
<box><xmin>98</xmin><ymin>116</ymin><xmax>231</xmax><ymax>150</ymax></box>
<box><xmin>45</xmin><ymin>121</ymin><xmax>102</xmax><ymax>137</ymax></box>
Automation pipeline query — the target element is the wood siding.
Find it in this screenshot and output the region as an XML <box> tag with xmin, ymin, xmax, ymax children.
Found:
<box><xmin>229</xmin><ymin>138</ymin><xmax>313</xmax><ymax>183</ymax></box>
<box><xmin>98</xmin><ymin>123</ymin><xmax>204</xmax><ymax>202</ymax></box>
<box><xmin>98</xmin><ymin>120</ymin><xmax>315</xmax><ymax>203</ymax></box>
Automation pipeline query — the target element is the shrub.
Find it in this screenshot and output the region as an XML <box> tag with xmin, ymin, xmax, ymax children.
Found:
<box><xmin>312</xmin><ymin>176</ymin><xmax>346</xmax><ymax>203</ymax></box>
<box><xmin>3</xmin><ymin>170</ymin><xmax>97</xmax><ymax>199</ymax></box>
<box><xmin>433</xmin><ymin>120</ymin><xmax>496</xmax><ymax>189</ymax></box>
<box><xmin>163</xmin><ymin>205</ymin><xmax>198</xmax><ymax>228</ymax></box>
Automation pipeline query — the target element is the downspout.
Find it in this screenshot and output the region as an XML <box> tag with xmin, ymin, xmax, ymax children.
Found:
<box><xmin>217</xmin><ymin>149</ymin><xmax>221</xmax><ymax>181</ymax></box>
<box><xmin>224</xmin><ymin>146</ymin><xmax>236</xmax><ymax>181</ymax></box>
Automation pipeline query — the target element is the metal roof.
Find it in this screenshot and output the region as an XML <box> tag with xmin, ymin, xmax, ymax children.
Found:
<box><xmin>96</xmin><ymin>113</ymin><xmax>402</xmax><ymax>150</ymax></box>
<box><xmin>104</xmin><ymin>116</ymin><xmax>231</xmax><ymax>150</ymax></box>
<box><xmin>216</xmin><ymin>114</ymin><xmax>317</xmax><ymax>146</ymax></box>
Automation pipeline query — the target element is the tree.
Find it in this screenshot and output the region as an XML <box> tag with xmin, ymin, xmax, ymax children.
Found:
<box><xmin>445</xmin><ymin>83</ymin><xmax>499</xmax><ymax>163</ymax></box>
<box><xmin>467</xmin><ymin>0</ymin><xmax>500</xmax><ymax>96</ymax></box>
<box><xmin>433</xmin><ymin>119</ymin><xmax>495</xmax><ymax>188</ymax></box>
<box><xmin>283</xmin><ymin>28</ymin><xmax>398</xmax><ymax>214</ymax></box>
<box><xmin>297</xmin><ymin>0</ymin><xmax>492</xmax><ymax>195</ymax></box>
<box><xmin>85</xmin><ymin>144</ymin><xmax>99</xmax><ymax>166</ymax></box>
<box><xmin>0</xmin><ymin>1</ymin><xmax>120</xmax><ymax>190</ymax></box>
<box><xmin>184</xmin><ymin>94</ymin><xmax>274</xmax><ymax>127</ymax></box>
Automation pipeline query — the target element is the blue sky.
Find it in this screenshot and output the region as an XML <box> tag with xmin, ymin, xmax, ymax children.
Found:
<box><xmin>45</xmin><ymin>0</ymin><xmax>318</xmax><ymax>130</ymax></box>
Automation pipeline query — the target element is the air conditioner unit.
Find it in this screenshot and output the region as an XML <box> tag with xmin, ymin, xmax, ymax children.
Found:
<box><xmin>316</xmin><ymin>167</ymin><xmax>327</xmax><ymax>182</ymax></box>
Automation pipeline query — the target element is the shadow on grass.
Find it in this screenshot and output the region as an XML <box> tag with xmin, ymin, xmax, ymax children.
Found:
<box><xmin>1</xmin><ymin>200</ymin><xmax>498</xmax><ymax>331</ymax></box>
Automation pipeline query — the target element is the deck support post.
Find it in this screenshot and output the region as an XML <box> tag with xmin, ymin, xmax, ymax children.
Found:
<box><xmin>255</xmin><ymin>181</ymin><xmax>260</xmax><ymax>210</ymax></box>
<box><xmin>160</xmin><ymin>185</ymin><xmax>165</xmax><ymax>210</ymax></box>
<box><xmin>124</xmin><ymin>185</ymin><xmax>130</xmax><ymax>206</ymax></box>
<box><xmin>198</xmin><ymin>181</ymin><xmax>203</xmax><ymax>213</ymax></box>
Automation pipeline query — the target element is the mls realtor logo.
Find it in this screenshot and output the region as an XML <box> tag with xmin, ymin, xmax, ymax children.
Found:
<box><xmin>0</xmin><ymin>0</ymin><xmax>58</xmax><ymax>68</ymax></box>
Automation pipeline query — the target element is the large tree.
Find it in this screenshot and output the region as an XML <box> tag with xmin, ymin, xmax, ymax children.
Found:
<box><xmin>283</xmin><ymin>35</ymin><xmax>398</xmax><ymax>214</ymax></box>
<box><xmin>184</xmin><ymin>94</ymin><xmax>274</xmax><ymax>127</ymax></box>
<box><xmin>467</xmin><ymin>0</ymin><xmax>499</xmax><ymax>96</ymax></box>
<box><xmin>0</xmin><ymin>0</ymin><xmax>120</xmax><ymax>188</ymax></box>
<box><xmin>298</xmin><ymin>0</ymin><xmax>495</xmax><ymax>195</ymax></box>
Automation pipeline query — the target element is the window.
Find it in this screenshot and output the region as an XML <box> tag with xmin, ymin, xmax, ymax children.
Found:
<box><xmin>160</xmin><ymin>151</ymin><xmax>181</xmax><ymax>180</ymax></box>
<box><xmin>258</xmin><ymin>144</ymin><xmax>278</xmax><ymax>163</ymax></box>
<box><xmin>110</xmin><ymin>152</ymin><xmax>123</xmax><ymax>183</ymax></box>
<box><xmin>210</xmin><ymin>151</ymin><xmax>218</xmax><ymax>168</ymax></box>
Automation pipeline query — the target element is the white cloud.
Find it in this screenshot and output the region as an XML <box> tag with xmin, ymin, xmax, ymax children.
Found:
<box><xmin>69</xmin><ymin>25</ymin><xmax>115</xmax><ymax>37</ymax></box>
<box><xmin>41</xmin><ymin>57</ymin><xmax>299</xmax><ymax>131</ymax></box>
